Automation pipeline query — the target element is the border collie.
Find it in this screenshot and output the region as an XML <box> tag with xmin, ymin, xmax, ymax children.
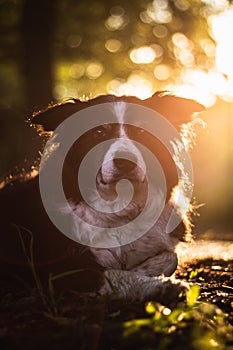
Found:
<box><xmin>0</xmin><ymin>93</ymin><xmax>204</xmax><ymax>303</ymax></box>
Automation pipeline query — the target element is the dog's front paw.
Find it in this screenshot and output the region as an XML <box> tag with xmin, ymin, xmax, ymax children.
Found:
<box><xmin>98</xmin><ymin>270</ymin><xmax>189</xmax><ymax>303</ymax></box>
<box><xmin>155</xmin><ymin>277</ymin><xmax>189</xmax><ymax>304</ymax></box>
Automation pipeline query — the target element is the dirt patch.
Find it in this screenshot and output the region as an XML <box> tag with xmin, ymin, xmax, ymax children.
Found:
<box><xmin>0</xmin><ymin>259</ymin><xmax>232</xmax><ymax>350</ymax></box>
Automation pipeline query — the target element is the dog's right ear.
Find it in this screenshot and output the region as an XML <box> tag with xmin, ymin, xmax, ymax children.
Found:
<box><xmin>31</xmin><ymin>99</ymin><xmax>86</xmax><ymax>133</ymax></box>
<box><xmin>30</xmin><ymin>94</ymin><xmax>119</xmax><ymax>133</ymax></box>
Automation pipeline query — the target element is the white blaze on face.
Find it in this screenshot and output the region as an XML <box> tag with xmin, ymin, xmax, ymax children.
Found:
<box><xmin>101</xmin><ymin>102</ymin><xmax>146</xmax><ymax>182</ymax></box>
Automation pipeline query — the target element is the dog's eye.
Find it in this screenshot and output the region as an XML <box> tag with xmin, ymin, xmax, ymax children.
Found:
<box><xmin>95</xmin><ymin>127</ymin><xmax>106</xmax><ymax>137</ymax></box>
<box><xmin>94</xmin><ymin>124</ymin><xmax>116</xmax><ymax>138</ymax></box>
<box><xmin>136</xmin><ymin>128</ymin><xmax>146</xmax><ymax>135</ymax></box>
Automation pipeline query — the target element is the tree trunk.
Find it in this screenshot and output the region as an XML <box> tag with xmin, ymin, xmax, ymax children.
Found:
<box><xmin>21</xmin><ymin>0</ymin><xmax>55</xmax><ymax>111</ymax></box>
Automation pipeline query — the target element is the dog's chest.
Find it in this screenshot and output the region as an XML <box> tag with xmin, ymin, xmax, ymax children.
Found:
<box><xmin>90</xmin><ymin>224</ymin><xmax>173</xmax><ymax>270</ymax></box>
<box><xmin>89</xmin><ymin>206</ymin><xmax>177</xmax><ymax>271</ymax></box>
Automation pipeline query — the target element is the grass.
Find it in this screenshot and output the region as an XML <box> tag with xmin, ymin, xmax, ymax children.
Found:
<box><xmin>118</xmin><ymin>286</ymin><xmax>232</xmax><ymax>350</ymax></box>
<box><xmin>0</xmin><ymin>226</ymin><xmax>232</xmax><ymax>349</ymax></box>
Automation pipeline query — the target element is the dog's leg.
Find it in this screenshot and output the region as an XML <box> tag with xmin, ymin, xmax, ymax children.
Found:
<box><xmin>131</xmin><ymin>251</ymin><xmax>178</xmax><ymax>277</ymax></box>
<box><xmin>99</xmin><ymin>269</ymin><xmax>188</xmax><ymax>303</ymax></box>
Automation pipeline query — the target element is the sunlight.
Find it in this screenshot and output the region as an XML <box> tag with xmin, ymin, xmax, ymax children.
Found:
<box><xmin>108</xmin><ymin>7</ymin><xmax>233</xmax><ymax>106</ymax></box>
<box><xmin>177</xmin><ymin>240</ymin><xmax>233</xmax><ymax>263</ymax></box>
<box><xmin>209</xmin><ymin>7</ymin><xmax>233</xmax><ymax>102</ymax></box>
<box><xmin>130</xmin><ymin>46</ymin><xmax>156</xmax><ymax>64</ymax></box>
<box><xmin>103</xmin><ymin>2</ymin><xmax>232</xmax><ymax>108</ymax></box>
<box><xmin>166</xmin><ymin>7</ymin><xmax>233</xmax><ymax>106</ymax></box>
<box><xmin>211</xmin><ymin>8</ymin><xmax>233</xmax><ymax>78</ymax></box>
<box><xmin>167</xmin><ymin>68</ymin><xmax>230</xmax><ymax>107</ymax></box>
<box><xmin>108</xmin><ymin>74</ymin><xmax>153</xmax><ymax>99</ymax></box>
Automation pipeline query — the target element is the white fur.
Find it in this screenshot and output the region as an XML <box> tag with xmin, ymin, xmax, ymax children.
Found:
<box><xmin>101</xmin><ymin>137</ymin><xmax>146</xmax><ymax>183</ymax></box>
<box><xmin>113</xmin><ymin>101</ymin><xmax>126</xmax><ymax>124</ymax></box>
<box><xmin>61</xmin><ymin>186</ymin><xmax>166</xmax><ymax>248</ymax></box>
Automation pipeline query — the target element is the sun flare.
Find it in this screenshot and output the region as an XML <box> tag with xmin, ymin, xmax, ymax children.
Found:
<box><xmin>211</xmin><ymin>7</ymin><xmax>233</xmax><ymax>78</ymax></box>
<box><xmin>168</xmin><ymin>7</ymin><xmax>233</xmax><ymax>107</ymax></box>
<box><xmin>106</xmin><ymin>6</ymin><xmax>233</xmax><ymax>107</ymax></box>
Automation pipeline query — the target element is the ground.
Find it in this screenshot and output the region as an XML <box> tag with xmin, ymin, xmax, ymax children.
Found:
<box><xmin>0</xmin><ymin>259</ymin><xmax>232</xmax><ymax>350</ymax></box>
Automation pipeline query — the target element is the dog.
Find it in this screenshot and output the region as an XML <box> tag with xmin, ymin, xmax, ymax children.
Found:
<box><xmin>0</xmin><ymin>92</ymin><xmax>204</xmax><ymax>303</ymax></box>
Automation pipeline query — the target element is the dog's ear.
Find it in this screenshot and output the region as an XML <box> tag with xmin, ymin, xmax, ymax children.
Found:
<box><xmin>30</xmin><ymin>99</ymin><xmax>86</xmax><ymax>133</ymax></box>
<box><xmin>30</xmin><ymin>95</ymin><xmax>120</xmax><ymax>133</ymax></box>
<box><xmin>31</xmin><ymin>92</ymin><xmax>204</xmax><ymax>133</ymax></box>
<box><xmin>143</xmin><ymin>92</ymin><xmax>205</xmax><ymax>128</ymax></box>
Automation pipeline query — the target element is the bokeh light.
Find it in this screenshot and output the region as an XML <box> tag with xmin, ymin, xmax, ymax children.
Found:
<box><xmin>105</xmin><ymin>7</ymin><xmax>129</xmax><ymax>31</ymax></box>
<box><xmin>86</xmin><ymin>62</ymin><xmax>104</xmax><ymax>79</ymax></box>
<box><xmin>69</xmin><ymin>64</ymin><xmax>85</xmax><ymax>79</ymax></box>
<box><xmin>108</xmin><ymin>74</ymin><xmax>153</xmax><ymax>99</ymax></box>
<box><xmin>0</xmin><ymin>0</ymin><xmax>233</xmax><ymax>236</ymax></box>
<box><xmin>129</xmin><ymin>46</ymin><xmax>156</xmax><ymax>64</ymax></box>
<box><xmin>154</xmin><ymin>64</ymin><xmax>170</xmax><ymax>81</ymax></box>
<box><xmin>105</xmin><ymin>39</ymin><xmax>122</xmax><ymax>53</ymax></box>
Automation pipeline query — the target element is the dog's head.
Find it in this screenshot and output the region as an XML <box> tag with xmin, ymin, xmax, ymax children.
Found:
<box><xmin>31</xmin><ymin>92</ymin><xmax>204</xmax><ymax>244</ymax></box>
<box><xmin>32</xmin><ymin>92</ymin><xmax>203</xmax><ymax>196</ymax></box>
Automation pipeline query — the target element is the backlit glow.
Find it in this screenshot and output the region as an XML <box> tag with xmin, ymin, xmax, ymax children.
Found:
<box><xmin>167</xmin><ymin>68</ymin><xmax>230</xmax><ymax>106</ymax></box>
<box><xmin>108</xmin><ymin>74</ymin><xmax>153</xmax><ymax>99</ymax></box>
<box><xmin>167</xmin><ymin>7</ymin><xmax>233</xmax><ymax>106</ymax></box>
<box><xmin>130</xmin><ymin>46</ymin><xmax>156</xmax><ymax>64</ymax></box>
<box><xmin>104</xmin><ymin>6</ymin><xmax>233</xmax><ymax>107</ymax></box>
<box><xmin>211</xmin><ymin>8</ymin><xmax>233</xmax><ymax>78</ymax></box>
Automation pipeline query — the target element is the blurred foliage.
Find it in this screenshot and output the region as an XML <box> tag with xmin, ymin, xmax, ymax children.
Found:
<box><xmin>0</xmin><ymin>0</ymin><xmax>231</xmax><ymax>107</ymax></box>
<box><xmin>0</xmin><ymin>0</ymin><xmax>232</xmax><ymax>234</ymax></box>
<box><xmin>121</xmin><ymin>287</ymin><xmax>233</xmax><ymax>350</ymax></box>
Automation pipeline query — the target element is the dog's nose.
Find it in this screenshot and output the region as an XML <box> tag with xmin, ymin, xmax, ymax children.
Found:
<box><xmin>113</xmin><ymin>152</ymin><xmax>137</xmax><ymax>171</ymax></box>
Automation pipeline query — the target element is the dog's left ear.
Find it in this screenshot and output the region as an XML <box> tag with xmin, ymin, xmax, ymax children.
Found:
<box><xmin>143</xmin><ymin>92</ymin><xmax>205</xmax><ymax>128</ymax></box>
